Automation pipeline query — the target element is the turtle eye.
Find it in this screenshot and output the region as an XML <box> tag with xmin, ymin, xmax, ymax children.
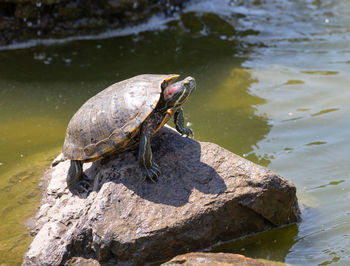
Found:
<box><xmin>183</xmin><ymin>80</ymin><xmax>190</xmax><ymax>86</ymax></box>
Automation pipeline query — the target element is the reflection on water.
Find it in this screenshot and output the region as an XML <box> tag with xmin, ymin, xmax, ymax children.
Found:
<box><xmin>1</xmin><ymin>0</ymin><xmax>350</xmax><ymax>264</ymax></box>
<box><xmin>211</xmin><ymin>225</ymin><xmax>299</xmax><ymax>263</ymax></box>
<box><xmin>235</xmin><ymin>0</ymin><xmax>350</xmax><ymax>264</ymax></box>
<box><xmin>190</xmin><ymin>67</ymin><xmax>271</xmax><ymax>164</ymax></box>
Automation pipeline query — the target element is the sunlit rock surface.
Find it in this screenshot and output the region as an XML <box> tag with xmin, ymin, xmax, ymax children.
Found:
<box><xmin>23</xmin><ymin>126</ymin><xmax>299</xmax><ymax>265</ymax></box>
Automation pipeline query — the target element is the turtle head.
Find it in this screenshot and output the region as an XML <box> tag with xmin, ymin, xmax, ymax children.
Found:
<box><xmin>163</xmin><ymin>76</ymin><xmax>196</xmax><ymax>108</ymax></box>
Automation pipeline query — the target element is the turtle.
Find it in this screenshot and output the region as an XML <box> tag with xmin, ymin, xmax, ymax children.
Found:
<box><xmin>63</xmin><ymin>74</ymin><xmax>196</xmax><ymax>192</ymax></box>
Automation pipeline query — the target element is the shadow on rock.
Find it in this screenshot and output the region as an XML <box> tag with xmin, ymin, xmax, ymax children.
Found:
<box><xmin>83</xmin><ymin>126</ymin><xmax>227</xmax><ymax>207</ymax></box>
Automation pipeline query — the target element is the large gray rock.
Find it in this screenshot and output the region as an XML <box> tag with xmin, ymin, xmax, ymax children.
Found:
<box><xmin>23</xmin><ymin>126</ymin><xmax>299</xmax><ymax>266</ymax></box>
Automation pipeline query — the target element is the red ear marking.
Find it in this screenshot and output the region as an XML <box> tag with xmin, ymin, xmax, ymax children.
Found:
<box><xmin>165</xmin><ymin>85</ymin><xmax>180</xmax><ymax>97</ymax></box>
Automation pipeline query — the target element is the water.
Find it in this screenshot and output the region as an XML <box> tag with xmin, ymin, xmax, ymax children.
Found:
<box><xmin>1</xmin><ymin>0</ymin><xmax>350</xmax><ymax>264</ymax></box>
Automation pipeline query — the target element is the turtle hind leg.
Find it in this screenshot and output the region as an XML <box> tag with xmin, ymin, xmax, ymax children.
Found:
<box><xmin>67</xmin><ymin>160</ymin><xmax>90</xmax><ymax>193</ymax></box>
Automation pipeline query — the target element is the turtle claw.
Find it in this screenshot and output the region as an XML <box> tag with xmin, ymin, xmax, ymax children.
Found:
<box><xmin>184</xmin><ymin>128</ymin><xmax>193</xmax><ymax>138</ymax></box>
<box><xmin>79</xmin><ymin>175</ymin><xmax>91</xmax><ymax>190</ymax></box>
<box><xmin>179</xmin><ymin>127</ymin><xmax>193</xmax><ymax>138</ymax></box>
<box><xmin>142</xmin><ymin>163</ymin><xmax>160</xmax><ymax>183</ymax></box>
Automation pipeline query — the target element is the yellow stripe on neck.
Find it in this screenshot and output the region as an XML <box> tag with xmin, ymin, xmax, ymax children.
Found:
<box><xmin>174</xmin><ymin>87</ymin><xmax>187</xmax><ymax>107</ymax></box>
<box><xmin>154</xmin><ymin>109</ymin><xmax>174</xmax><ymax>134</ymax></box>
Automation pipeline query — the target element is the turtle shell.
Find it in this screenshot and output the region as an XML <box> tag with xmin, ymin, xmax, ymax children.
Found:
<box><xmin>63</xmin><ymin>74</ymin><xmax>179</xmax><ymax>162</ymax></box>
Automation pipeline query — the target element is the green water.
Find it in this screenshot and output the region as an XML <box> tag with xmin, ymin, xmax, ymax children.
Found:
<box><xmin>1</xmin><ymin>0</ymin><xmax>350</xmax><ymax>264</ymax></box>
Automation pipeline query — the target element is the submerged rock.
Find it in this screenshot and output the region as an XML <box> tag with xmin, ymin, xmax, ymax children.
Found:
<box><xmin>162</xmin><ymin>252</ymin><xmax>274</xmax><ymax>265</ymax></box>
<box><xmin>23</xmin><ymin>126</ymin><xmax>299</xmax><ymax>265</ymax></box>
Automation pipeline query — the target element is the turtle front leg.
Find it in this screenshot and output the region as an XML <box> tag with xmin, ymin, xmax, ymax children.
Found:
<box><xmin>174</xmin><ymin>108</ymin><xmax>193</xmax><ymax>137</ymax></box>
<box><xmin>67</xmin><ymin>160</ymin><xmax>90</xmax><ymax>193</ymax></box>
<box><xmin>138</xmin><ymin>118</ymin><xmax>160</xmax><ymax>183</ymax></box>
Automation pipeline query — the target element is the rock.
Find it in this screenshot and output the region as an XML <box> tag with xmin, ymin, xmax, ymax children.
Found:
<box><xmin>23</xmin><ymin>126</ymin><xmax>299</xmax><ymax>266</ymax></box>
<box><xmin>65</xmin><ymin>257</ymin><xmax>101</xmax><ymax>266</ymax></box>
<box><xmin>162</xmin><ymin>252</ymin><xmax>273</xmax><ymax>265</ymax></box>
<box><xmin>0</xmin><ymin>0</ymin><xmax>188</xmax><ymax>46</ymax></box>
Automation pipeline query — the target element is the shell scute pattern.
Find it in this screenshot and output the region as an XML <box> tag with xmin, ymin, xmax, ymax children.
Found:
<box><xmin>63</xmin><ymin>74</ymin><xmax>177</xmax><ymax>162</ymax></box>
